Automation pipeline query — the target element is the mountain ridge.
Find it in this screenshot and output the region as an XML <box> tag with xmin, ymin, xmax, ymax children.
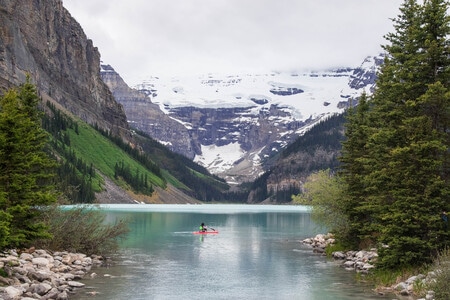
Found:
<box><xmin>102</xmin><ymin>55</ymin><xmax>382</xmax><ymax>184</ymax></box>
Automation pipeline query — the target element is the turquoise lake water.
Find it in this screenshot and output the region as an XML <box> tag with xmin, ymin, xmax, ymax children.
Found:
<box><xmin>72</xmin><ymin>204</ymin><xmax>396</xmax><ymax>300</ymax></box>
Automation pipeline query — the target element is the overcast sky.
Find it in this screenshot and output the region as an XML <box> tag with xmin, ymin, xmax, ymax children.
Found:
<box><xmin>63</xmin><ymin>0</ymin><xmax>403</xmax><ymax>85</ymax></box>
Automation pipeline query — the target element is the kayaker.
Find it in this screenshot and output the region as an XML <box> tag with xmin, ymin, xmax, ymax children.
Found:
<box><xmin>199</xmin><ymin>223</ymin><xmax>207</xmax><ymax>232</ymax></box>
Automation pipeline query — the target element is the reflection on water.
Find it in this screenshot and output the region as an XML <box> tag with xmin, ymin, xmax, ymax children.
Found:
<box><xmin>73</xmin><ymin>205</ymin><xmax>395</xmax><ymax>300</ymax></box>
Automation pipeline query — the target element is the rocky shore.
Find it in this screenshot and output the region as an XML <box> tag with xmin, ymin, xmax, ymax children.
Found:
<box><xmin>302</xmin><ymin>234</ymin><xmax>438</xmax><ymax>300</ymax></box>
<box><xmin>0</xmin><ymin>249</ymin><xmax>103</xmax><ymax>300</ymax></box>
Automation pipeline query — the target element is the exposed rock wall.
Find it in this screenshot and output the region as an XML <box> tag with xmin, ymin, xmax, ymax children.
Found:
<box><xmin>100</xmin><ymin>64</ymin><xmax>197</xmax><ymax>159</ymax></box>
<box><xmin>0</xmin><ymin>0</ymin><xmax>130</xmax><ymax>139</ymax></box>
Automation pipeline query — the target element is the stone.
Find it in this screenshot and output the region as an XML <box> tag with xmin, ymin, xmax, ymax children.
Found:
<box><xmin>57</xmin><ymin>290</ymin><xmax>69</xmax><ymax>300</ymax></box>
<box><xmin>29</xmin><ymin>270</ymin><xmax>52</xmax><ymax>282</ymax></box>
<box><xmin>61</xmin><ymin>273</ymin><xmax>75</xmax><ymax>281</ymax></box>
<box><xmin>34</xmin><ymin>282</ymin><xmax>52</xmax><ymax>296</ymax></box>
<box><xmin>332</xmin><ymin>251</ymin><xmax>346</xmax><ymax>259</ymax></box>
<box><xmin>343</xmin><ymin>260</ymin><xmax>355</xmax><ymax>268</ymax></box>
<box><xmin>44</xmin><ymin>287</ymin><xmax>60</xmax><ymax>299</ymax></box>
<box><xmin>394</xmin><ymin>282</ymin><xmax>408</xmax><ymax>291</ymax></box>
<box><xmin>12</xmin><ymin>266</ymin><xmax>27</xmax><ymax>275</ymax></box>
<box><xmin>19</xmin><ymin>253</ymin><xmax>34</xmax><ymax>261</ymax></box>
<box><xmin>5</xmin><ymin>286</ymin><xmax>22</xmax><ymax>298</ymax></box>
<box><xmin>32</xmin><ymin>257</ymin><xmax>50</xmax><ymax>267</ymax></box>
<box><xmin>0</xmin><ymin>248</ymin><xmax>97</xmax><ymax>299</ymax></box>
<box><xmin>68</xmin><ymin>280</ymin><xmax>85</xmax><ymax>288</ymax></box>
<box><xmin>61</xmin><ymin>255</ymin><xmax>73</xmax><ymax>265</ymax></box>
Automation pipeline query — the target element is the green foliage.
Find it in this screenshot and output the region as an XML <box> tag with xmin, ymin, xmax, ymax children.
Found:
<box><xmin>338</xmin><ymin>0</ymin><xmax>450</xmax><ymax>270</ymax></box>
<box><xmin>0</xmin><ymin>267</ymin><xmax>7</xmax><ymax>278</ymax></box>
<box><xmin>35</xmin><ymin>205</ymin><xmax>129</xmax><ymax>256</ymax></box>
<box><xmin>325</xmin><ymin>242</ymin><xmax>347</xmax><ymax>257</ymax></box>
<box><xmin>282</xmin><ymin>113</ymin><xmax>345</xmax><ymax>160</ymax></box>
<box><xmin>43</xmin><ymin>96</ymin><xmax>230</xmax><ymax>203</ymax></box>
<box><xmin>114</xmin><ymin>161</ymin><xmax>153</xmax><ymax>195</ymax></box>
<box><xmin>96</xmin><ymin>125</ymin><xmax>163</xmax><ymax>179</ymax></box>
<box><xmin>292</xmin><ymin>169</ymin><xmax>349</xmax><ymax>242</ymax></box>
<box><xmin>339</xmin><ymin>93</ymin><xmax>377</xmax><ymax>249</ymax></box>
<box><xmin>43</xmin><ymin>101</ymin><xmax>99</xmax><ymax>203</ymax></box>
<box><xmin>63</xmin><ymin>119</ymin><xmax>166</xmax><ymax>191</ymax></box>
<box><xmin>368</xmin><ymin>268</ymin><xmax>405</xmax><ymax>287</ymax></box>
<box><xmin>134</xmin><ymin>130</ymin><xmax>231</xmax><ymax>202</ymax></box>
<box><xmin>0</xmin><ymin>210</ymin><xmax>11</xmax><ymax>249</ymax></box>
<box><xmin>0</xmin><ymin>78</ymin><xmax>57</xmax><ymax>249</ymax></box>
<box><xmin>428</xmin><ymin>247</ymin><xmax>450</xmax><ymax>300</ymax></box>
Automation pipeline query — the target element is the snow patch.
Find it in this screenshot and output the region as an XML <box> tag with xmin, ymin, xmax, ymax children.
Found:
<box><xmin>194</xmin><ymin>142</ymin><xmax>245</xmax><ymax>174</ymax></box>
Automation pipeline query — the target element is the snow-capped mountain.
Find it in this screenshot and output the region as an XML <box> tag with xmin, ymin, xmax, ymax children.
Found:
<box><xmin>102</xmin><ymin>55</ymin><xmax>383</xmax><ymax>184</ymax></box>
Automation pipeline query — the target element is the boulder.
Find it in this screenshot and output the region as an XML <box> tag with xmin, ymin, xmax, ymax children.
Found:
<box><xmin>32</xmin><ymin>257</ymin><xmax>50</xmax><ymax>267</ymax></box>
<box><xmin>5</xmin><ymin>286</ymin><xmax>23</xmax><ymax>299</ymax></box>
<box><xmin>68</xmin><ymin>280</ymin><xmax>85</xmax><ymax>287</ymax></box>
<box><xmin>33</xmin><ymin>282</ymin><xmax>52</xmax><ymax>296</ymax></box>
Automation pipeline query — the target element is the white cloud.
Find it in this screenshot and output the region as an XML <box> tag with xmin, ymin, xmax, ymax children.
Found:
<box><xmin>63</xmin><ymin>0</ymin><xmax>403</xmax><ymax>84</ymax></box>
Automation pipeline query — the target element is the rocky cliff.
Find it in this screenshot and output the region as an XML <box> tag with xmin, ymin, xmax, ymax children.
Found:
<box><xmin>100</xmin><ymin>64</ymin><xmax>197</xmax><ymax>158</ymax></box>
<box><xmin>0</xmin><ymin>0</ymin><xmax>129</xmax><ymax>138</ymax></box>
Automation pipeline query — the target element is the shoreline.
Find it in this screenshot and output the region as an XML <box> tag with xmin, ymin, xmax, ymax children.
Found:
<box><xmin>0</xmin><ymin>248</ymin><xmax>103</xmax><ymax>300</ymax></box>
<box><xmin>302</xmin><ymin>234</ymin><xmax>437</xmax><ymax>300</ymax></box>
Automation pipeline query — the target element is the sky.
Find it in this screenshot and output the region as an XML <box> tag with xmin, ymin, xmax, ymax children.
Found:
<box><xmin>63</xmin><ymin>0</ymin><xmax>404</xmax><ymax>85</ymax></box>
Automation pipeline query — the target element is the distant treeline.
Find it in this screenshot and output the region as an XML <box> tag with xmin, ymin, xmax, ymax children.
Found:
<box><xmin>247</xmin><ymin>113</ymin><xmax>346</xmax><ymax>203</ymax></box>
<box><xmin>114</xmin><ymin>160</ymin><xmax>153</xmax><ymax>195</ymax></box>
<box><xmin>281</xmin><ymin>113</ymin><xmax>345</xmax><ymax>161</ymax></box>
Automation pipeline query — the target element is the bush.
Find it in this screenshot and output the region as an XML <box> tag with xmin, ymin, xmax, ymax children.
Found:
<box><xmin>325</xmin><ymin>242</ymin><xmax>346</xmax><ymax>257</ymax></box>
<box><xmin>35</xmin><ymin>205</ymin><xmax>129</xmax><ymax>255</ymax></box>
<box><xmin>0</xmin><ymin>267</ymin><xmax>8</xmax><ymax>278</ymax></box>
<box><xmin>428</xmin><ymin>247</ymin><xmax>450</xmax><ymax>300</ymax></box>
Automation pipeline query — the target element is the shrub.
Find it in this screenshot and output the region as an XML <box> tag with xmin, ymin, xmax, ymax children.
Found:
<box><xmin>0</xmin><ymin>267</ymin><xmax>8</xmax><ymax>278</ymax></box>
<box><xmin>428</xmin><ymin>247</ymin><xmax>450</xmax><ymax>300</ymax></box>
<box><xmin>35</xmin><ymin>205</ymin><xmax>129</xmax><ymax>255</ymax></box>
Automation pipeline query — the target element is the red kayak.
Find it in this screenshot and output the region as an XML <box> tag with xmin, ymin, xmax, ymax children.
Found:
<box><xmin>193</xmin><ymin>230</ymin><xmax>219</xmax><ymax>234</ymax></box>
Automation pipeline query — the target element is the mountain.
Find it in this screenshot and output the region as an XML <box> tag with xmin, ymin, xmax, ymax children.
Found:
<box><xmin>0</xmin><ymin>0</ymin><xmax>382</xmax><ymax>203</ymax></box>
<box><xmin>0</xmin><ymin>0</ymin><xmax>130</xmax><ymax>139</ymax></box>
<box><xmin>104</xmin><ymin>56</ymin><xmax>383</xmax><ymax>184</ymax></box>
<box><xmin>0</xmin><ymin>0</ymin><xmax>230</xmax><ymax>204</ymax></box>
<box><xmin>100</xmin><ymin>65</ymin><xmax>196</xmax><ymax>158</ymax></box>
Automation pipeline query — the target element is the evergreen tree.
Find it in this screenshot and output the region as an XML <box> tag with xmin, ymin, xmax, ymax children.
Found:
<box><xmin>340</xmin><ymin>0</ymin><xmax>450</xmax><ymax>269</ymax></box>
<box><xmin>0</xmin><ymin>78</ymin><xmax>57</xmax><ymax>249</ymax></box>
<box><xmin>339</xmin><ymin>93</ymin><xmax>379</xmax><ymax>248</ymax></box>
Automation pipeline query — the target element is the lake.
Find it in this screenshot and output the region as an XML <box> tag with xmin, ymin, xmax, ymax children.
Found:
<box><xmin>72</xmin><ymin>204</ymin><xmax>395</xmax><ymax>300</ymax></box>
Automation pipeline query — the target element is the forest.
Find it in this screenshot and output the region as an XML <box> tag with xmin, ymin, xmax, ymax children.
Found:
<box><xmin>295</xmin><ymin>0</ymin><xmax>449</xmax><ymax>271</ymax></box>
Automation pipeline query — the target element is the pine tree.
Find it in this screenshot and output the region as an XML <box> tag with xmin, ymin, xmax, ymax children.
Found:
<box><xmin>339</xmin><ymin>93</ymin><xmax>380</xmax><ymax>248</ymax></box>
<box><xmin>340</xmin><ymin>0</ymin><xmax>450</xmax><ymax>269</ymax></box>
<box><xmin>0</xmin><ymin>77</ymin><xmax>57</xmax><ymax>249</ymax></box>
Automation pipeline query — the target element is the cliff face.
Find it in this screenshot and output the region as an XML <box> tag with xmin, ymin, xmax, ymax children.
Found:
<box><xmin>100</xmin><ymin>64</ymin><xmax>197</xmax><ymax>158</ymax></box>
<box><xmin>0</xmin><ymin>0</ymin><xmax>129</xmax><ymax>138</ymax></box>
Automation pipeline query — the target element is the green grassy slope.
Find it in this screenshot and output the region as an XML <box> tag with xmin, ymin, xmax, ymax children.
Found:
<box><xmin>67</xmin><ymin>122</ymin><xmax>166</xmax><ymax>189</ymax></box>
<box><xmin>45</xmin><ymin>102</ymin><xmax>231</xmax><ymax>202</ymax></box>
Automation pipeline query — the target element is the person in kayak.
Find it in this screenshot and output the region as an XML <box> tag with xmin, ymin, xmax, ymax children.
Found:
<box><xmin>199</xmin><ymin>223</ymin><xmax>207</xmax><ymax>232</ymax></box>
